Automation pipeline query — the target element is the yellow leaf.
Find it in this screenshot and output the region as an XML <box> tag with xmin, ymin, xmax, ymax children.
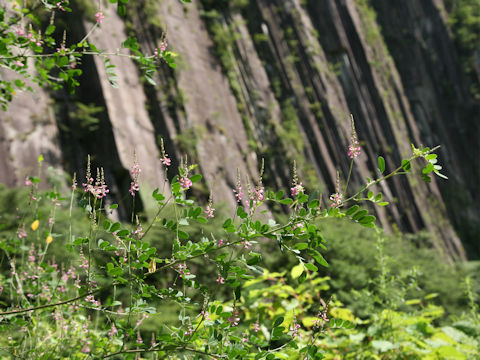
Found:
<box><xmin>46</xmin><ymin>235</ymin><xmax>53</xmax><ymax>244</ymax></box>
<box><xmin>291</xmin><ymin>264</ymin><xmax>304</xmax><ymax>279</ymax></box>
<box><xmin>31</xmin><ymin>220</ymin><xmax>39</xmax><ymax>231</ymax></box>
<box><xmin>148</xmin><ymin>259</ymin><xmax>156</xmax><ymax>273</ymax></box>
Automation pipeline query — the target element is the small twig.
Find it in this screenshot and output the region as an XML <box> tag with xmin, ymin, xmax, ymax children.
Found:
<box><xmin>0</xmin><ymin>288</ymin><xmax>102</xmax><ymax>316</ymax></box>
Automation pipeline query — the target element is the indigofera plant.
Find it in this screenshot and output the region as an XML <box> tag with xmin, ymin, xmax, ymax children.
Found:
<box><xmin>0</xmin><ymin>133</ymin><xmax>456</xmax><ymax>359</ymax></box>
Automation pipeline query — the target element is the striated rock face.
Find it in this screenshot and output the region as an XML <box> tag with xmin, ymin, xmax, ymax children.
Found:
<box><xmin>0</xmin><ymin>0</ymin><xmax>478</xmax><ymax>259</ymax></box>
<box><xmin>0</xmin><ymin>68</ymin><xmax>62</xmax><ymax>188</ymax></box>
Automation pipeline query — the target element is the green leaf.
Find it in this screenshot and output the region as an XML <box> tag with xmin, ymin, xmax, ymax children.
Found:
<box><xmin>378</xmin><ymin>156</ymin><xmax>385</xmax><ymax>173</ymax></box>
<box><xmin>110</xmin><ymin>222</ymin><xmax>121</xmax><ymax>233</ymax></box>
<box><xmin>374</xmin><ymin>193</ymin><xmax>382</xmax><ymax>202</ymax></box>
<box><xmin>312</xmin><ymin>253</ymin><xmax>329</xmax><ymax>267</ymax></box>
<box><xmin>275</xmin><ymin>190</ymin><xmax>284</xmax><ymax>200</ymax></box>
<box><xmin>45</xmin><ymin>25</ymin><xmax>56</xmax><ymax>35</ymax></box>
<box><xmin>421</xmin><ymin>174</ymin><xmax>431</xmax><ymax>183</ymax></box>
<box><xmin>359</xmin><ymin>215</ymin><xmax>376</xmax><ymax>224</ymax></box>
<box><xmin>291</xmin><ymin>264</ymin><xmax>304</xmax><ymax>279</ymax></box>
<box><xmin>103</xmin><ymin>220</ymin><xmax>110</xmax><ymax>231</ymax></box>
<box><xmin>352</xmin><ymin>209</ymin><xmax>368</xmax><ymax>220</ymax></box>
<box><xmin>346</xmin><ymin>205</ymin><xmax>359</xmax><ymax>216</ymax></box>
<box><xmin>293</xmin><ymin>243</ymin><xmax>308</xmax><ymax>250</ymax></box>
<box><xmin>58</xmin><ymin>56</ymin><xmax>69</xmax><ymax>67</ymax></box>
<box><xmin>117</xmin><ymin>3</ymin><xmax>127</xmax><ymax>16</ymax></box>
<box><xmin>108</xmin><ymin>266</ymin><xmax>123</xmax><ymax>276</ymax></box>
<box><xmin>116</xmin><ymin>229</ymin><xmax>129</xmax><ymax>237</ymax></box>
<box><xmin>305</xmin><ymin>263</ymin><xmax>318</xmax><ymax>272</ymax></box>
<box><xmin>308</xmin><ymin>199</ymin><xmax>319</xmax><ymax>208</ymax></box>
<box><xmin>280</xmin><ymin>198</ymin><xmax>293</xmax><ymax>205</ymax></box>
<box><xmin>190</xmin><ymin>174</ymin><xmax>202</xmax><ymax>183</ymax></box>
<box><xmin>273</xmin><ymin>316</ymin><xmax>284</xmax><ymax>327</ymax></box>
<box><xmin>367</xmin><ymin>191</ymin><xmax>374</xmax><ymax>200</ymax></box>
<box><xmin>377</xmin><ymin>201</ymin><xmax>389</xmax><ymax>206</ymax></box>
<box><xmin>178</xmin><ymin>230</ymin><xmax>189</xmax><ymax>240</ymax></box>
<box><xmin>422</xmin><ymin>163</ymin><xmax>434</xmax><ymax>174</ymax></box>
<box><xmin>73</xmin><ymin>237</ymin><xmax>88</xmax><ymax>245</ymax></box>
<box><xmin>109</xmin><ymin>204</ymin><xmax>118</xmax><ymax>209</ymax></box>
<box><xmin>401</xmin><ymin>160</ymin><xmax>411</xmax><ymax>172</ymax></box>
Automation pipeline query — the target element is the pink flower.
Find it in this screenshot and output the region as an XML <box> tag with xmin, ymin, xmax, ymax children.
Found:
<box><xmin>133</xmin><ymin>224</ymin><xmax>144</xmax><ymax>239</ymax></box>
<box><xmin>233</xmin><ymin>186</ymin><xmax>243</xmax><ymax>203</ymax></box>
<box><xmin>241</xmin><ymin>333</ymin><xmax>248</xmax><ymax>343</ymax></box>
<box><xmin>17</xmin><ymin>227</ymin><xmax>27</xmax><ymax>239</ymax></box>
<box><xmin>161</xmin><ymin>155</ymin><xmax>171</xmax><ymax>166</ymax></box>
<box><xmin>241</xmin><ymin>240</ymin><xmax>251</xmax><ymax>249</ymax></box>
<box><xmin>216</xmin><ymin>275</ymin><xmax>225</xmax><ymax>284</ymax></box>
<box><xmin>179</xmin><ymin>177</ymin><xmax>192</xmax><ymax>190</ymax></box>
<box><xmin>56</xmin><ymin>44</ymin><xmax>68</xmax><ymax>55</ymax></box>
<box><xmin>290</xmin><ymin>322</ymin><xmax>300</xmax><ymax>338</ymax></box>
<box><xmin>252</xmin><ymin>322</ymin><xmax>260</xmax><ymax>332</ymax></box>
<box><xmin>160</xmin><ymin>41</ymin><xmax>168</xmax><ymax>53</ymax></box>
<box><xmin>217</xmin><ymin>239</ymin><xmax>224</xmax><ymax>247</ymax></box>
<box><xmin>95</xmin><ymin>12</ymin><xmax>104</xmax><ymax>24</ymax></box>
<box><xmin>56</xmin><ymin>1</ymin><xmax>66</xmax><ymax>11</ymax></box>
<box><xmin>14</xmin><ymin>60</ymin><xmax>24</xmax><ymax>67</ymax></box>
<box><xmin>15</xmin><ymin>27</ymin><xmax>25</xmax><ymax>36</ymax></box>
<box><xmin>25</xmin><ymin>178</ymin><xmax>33</xmax><ymax>186</ymax></box>
<box><xmin>348</xmin><ymin>141</ymin><xmax>361</xmax><ymax>159</ymax></box>
<box><xmin>329</xmin><ymin>193</ymin><xmax>342</xmax><ymax>208</ymax></box>
<box><xmin>204</xmin><ymin>205</ymin><xmax>215</xmax><ymax>218</ymax></box>
<box><xmin>251</xmin><ymin>185</ymin><xmax>264</xmax><ymax>206</ymax></box>
<box><xmin>227</xmin><ymin>312</ymin><xmax>240</xmax><ymax>327</ymax></box>
<box><xmin>108</xmin><ymin>324</ymin><xmax>117</xmax><ymax>338</ymax></box>
<box><xmin>348</xmin><ymin>115</ymin><xmax>361</xmax><ymax>159</ymax></box>
<box><xmin>291</xmin><ymin>182</ymin><xmax>304</xmax><ymax>197</ymax></box>
<box><xmin>129</xmin><ymin>181</ymin><xmax>139</xmax><ymax>196</ymax></box>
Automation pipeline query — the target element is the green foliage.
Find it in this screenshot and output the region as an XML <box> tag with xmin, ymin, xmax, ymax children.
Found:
<box><xmin>0</xmin><ymin>0</ymin><xmax>175</xmax><ymax>110</ymax></box>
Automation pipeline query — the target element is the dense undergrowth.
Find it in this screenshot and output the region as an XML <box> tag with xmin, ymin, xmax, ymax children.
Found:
<box><xmin>0</xmin><ymin>168</ymin><xmax>478</xmax><ymax>359</ymax></box>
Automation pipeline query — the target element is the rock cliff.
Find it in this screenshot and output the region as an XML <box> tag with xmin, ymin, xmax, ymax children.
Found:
<box><xmin>1</xmin><ymin>0</ymin><xmax>478</xmax><ymax>259</ymax></box>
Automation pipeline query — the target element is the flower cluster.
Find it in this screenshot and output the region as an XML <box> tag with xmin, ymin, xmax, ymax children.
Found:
<box><xmin>291</xmin><ymin>182</ymin><xmax>304</xmax><ymax>197</ymax></box>
<box><xmin>82</xmin><ymin>157</ymin><xmax>109</xmax><ymax>199</ymax></box>
<box><xmin>329</xmin><ymin>192</ymin><xmax>342</xmax><ymax>208</ymax></box>
<box><xmin>177</xmin><ymin>263</ymin><xmax>190</xmax><ymax>278</ymax></box>
<box><xmin>180</xmin><ymin>176</ymin><xmax>192</xmax><ymax>190</ymax></box>
<box><xmin>95</xmin><ymin>12</ymin><xmax>104</xmax><ymax>24</ymax></box>
<box><xmin>227</xmin><ymin>310</ymin><xmax>240</xmax><ymax>327</ymax></box>
<box><xmin>233</xmin><ymin>169</ymin><xmax>243</xmax><ymax>203</ymax></box>
<box><xmin>348</xmin><ymin>114</ymin><xmax>361</xmax><ymax>159</ymax></box>
<box><xmin>129</xmin><ymin>155</ymin><xmax>141</xmax><ymax>197</ymax></box>
<box><xmin>204</xmin><ymin>193</ymin><xmax>215</xmax><ymax>218</ymax></box>
<box><xmin>160</xmin><ymin>138</ymin><xmax>171</xmax><ymax>166</ymax></box>
<box><xmin>154</xmin><ymin>40</ymin><xmax>168</xmax><ymax>57</ymax></box>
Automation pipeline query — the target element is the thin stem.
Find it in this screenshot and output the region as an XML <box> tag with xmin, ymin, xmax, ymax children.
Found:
<box><xmin>344</xmin><ymin>158</ymin><xmax>354</xmax><ymax>194</ymax></box>
<box><xmin>103</xmin><ymin>345</ymin><xmax>226</xmax><ymax>359</ymax></box>
<box><xmin>0</xmin><ymin>289</ymin><xmax>101</xmax><ymax>316</ymax></box>
<box><xmin>142</xmin><ymin>196</ymin><xmax>171</xmax><ymax>239</ymax></box>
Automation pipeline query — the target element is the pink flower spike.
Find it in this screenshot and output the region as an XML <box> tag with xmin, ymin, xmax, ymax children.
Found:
<box><xmin>95</xmin><ymin>12</ymin><xmax>104</xmax><ymax>24</ymax></box>
<box><xmin>179</xmin><ymin>176</ymin><xmax>192</xmax><ymax>190</ymax></box>
<box><xmin>204</xmin><ymin>205</ymin><xmax>215</xmax><ymax>218</ymax></box>
<box><xmin>347</xmin><ymin>141</ymin><xmax>361</xmax><ymax>159</ymax></box>
<box><xmin>252</xmin><ymin>322</ymin><xmax>260</xmax><ymax>332</ymax></box>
